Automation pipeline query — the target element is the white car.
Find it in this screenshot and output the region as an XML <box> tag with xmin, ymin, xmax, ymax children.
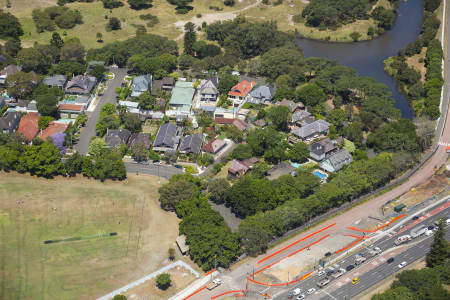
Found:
<box><xmin>398</xmin><ymin>261</ymin><xmax>407</xmax><ymax>268</ymax></box>
<box><xmin>307</xmin><ymin>288</ymin><xmax>316</xmax><ymax>295</ymax></box>
<box><xmin>292</xmin><ymin>288</ymin><xmax>302</xmax><ymax>296</ymax></box>
<box><xmin>296</xmin><ymin>295</ymin><xmax>305</xmax><ymax>300</ymax></box>
<box><xmin>317</xmin><ymin>270</ymin><xmax>325</xmax><ymax>277</ymax></box>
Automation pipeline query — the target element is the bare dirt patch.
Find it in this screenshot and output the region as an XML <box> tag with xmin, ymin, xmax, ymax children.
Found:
<box><xmin>406</xmin><ymin>47</ymin><xmax>427</xmax><ymax>83</ymax></box>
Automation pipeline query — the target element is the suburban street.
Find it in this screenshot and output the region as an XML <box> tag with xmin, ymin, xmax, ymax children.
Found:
<box><xmin>74</xmin><ymin>68</ymin><xmax>127</xmax><ymax>155</ymax></box>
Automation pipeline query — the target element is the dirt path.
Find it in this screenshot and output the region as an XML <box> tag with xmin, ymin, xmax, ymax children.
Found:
<box><xmin>174</xmin><ymin>0</ymin><xmax>262</xmax><ymax>41</ymax></box>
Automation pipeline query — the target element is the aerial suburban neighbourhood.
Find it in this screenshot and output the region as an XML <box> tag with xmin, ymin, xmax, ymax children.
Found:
<box><xmin>0</xmin><ymin>0</ymin><xmax>449</xmax><ymax>300</ymax></box>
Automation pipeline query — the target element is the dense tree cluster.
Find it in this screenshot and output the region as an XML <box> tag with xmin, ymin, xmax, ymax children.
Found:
<box><xmin>166</xmin><ymin>0</ymin><xmax>193</xmax><ymax>14</ymax></box>
<box><xmin>32</xmin><ymin>6</ymin><xmax>83</xmax><ymax>33</ymax></box>
<box><xmin>423</xmin><ymin>39</ymin><xmax>444</xmax><ymax>119</ymax></box>
<box><xmin>0</xmin><ymin>10</ymin><xmax>23</xmax><ymax>39</ymax></box>
<box><xmin>247</xmin><ymin>128</ymin><xmax>287</xmax><ymax>164</ymax></box>
<box><xmin>96</xmin><ymin>103</ymin><xmax>119</xmax><ymax>136</ymax></box>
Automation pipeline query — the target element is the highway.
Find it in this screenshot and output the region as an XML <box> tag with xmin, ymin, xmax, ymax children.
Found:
<box><xmin>273</xmin><ymin>202</ymin><xmax>450</xmax><ymax>300</ymax></box>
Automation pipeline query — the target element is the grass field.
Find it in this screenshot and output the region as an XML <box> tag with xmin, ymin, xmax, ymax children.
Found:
<box><xmin>0</xmin><ymin>172</ymin><xmax>182</xmax><ymax>300</ymax></box>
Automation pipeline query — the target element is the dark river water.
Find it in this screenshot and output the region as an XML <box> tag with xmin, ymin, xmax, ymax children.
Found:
<box><xmin>296</xmin><ymin>0</ymin><xmax>423</xmax><ymax>119</ymax></box>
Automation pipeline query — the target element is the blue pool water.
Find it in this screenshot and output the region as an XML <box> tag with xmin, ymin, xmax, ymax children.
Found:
<box><xmin>290</xmin><ymin>162</ymin><xmax>301</xmax><ymax>169</ymax></box>
<box><xmin>313</xmin><ymin>170</ymin><xmax>327</xmax><ymax>179</ymax></box>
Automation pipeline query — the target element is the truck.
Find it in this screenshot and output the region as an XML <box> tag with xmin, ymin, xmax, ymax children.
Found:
<box><xmin>410</xmin><ymin>225</ymin><xmax>427</xmax><ymax>238</ymax></box>
<box><xmin>332</xmin><ymin>268</ymin><xmax>346</xmax><ymax>279</ymax></box>
<box><xmin>368</xmin><ymin>247</ymin><xmax>382</xmax><ymax>257</ymax></box>
<box><xmin>206</xmin><ymin>278</ymin><xmax>221</xmax><ymax>290</ymax></box>
<box><xmin>394</xmin><ymin>235</ymin><xmax>412</xmax><ymax>245</ymax></box>
<box><xmin>354</xmin><ymin>255</ymin><xmax>367</xmax><ymax>265</ymax></box>
<box><xmin>317</xmin><ymin>277</ymin><xmax>331</xmax><ymax>288</ymax></box>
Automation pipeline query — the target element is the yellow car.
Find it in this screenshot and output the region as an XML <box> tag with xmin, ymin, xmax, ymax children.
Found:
<box><xmin>352</xmin><ymin>277</ymin><xmax>359</xmax><ymax>285</ymax></box>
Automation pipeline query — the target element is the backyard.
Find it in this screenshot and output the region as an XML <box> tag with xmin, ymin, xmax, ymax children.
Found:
<box><xmin>0</xmin><ymin>172</ymin><xmax>182</xmax><ymax>300</ymax></box>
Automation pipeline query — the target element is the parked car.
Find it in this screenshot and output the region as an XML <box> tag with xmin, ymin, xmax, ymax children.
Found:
<box><xmin>387</xmin><ymin>257</ymin><xmax>395</xmax><ymax>264</ymax></box>
<box><xmin>412</xmin><ymin>216</ymin><xmax>419</xmax><ymax>220</ymax></box>
<box><xmin>398</xmin><ymin>261</ymin><xmax>407</xmax><ymax>268</ymax></box>
<box><xmin>346</xmin><ymin>264</ymin><xmax>355</xmax><ymax>271</ymax></box>
<box><xmin>174</xmin><ymin>164</ymin><xmax>183</xmax><ymax>169</ymax></box>
<box><xmin>317</xmin><ymin>270</ymin><xmax>326</xmax><ymax>277</ymax></box>
<box><xmin>352</xmin><ymin>277</ymin><xmax>359</xmax><ymax>285</ymax></box>
<box><xmin>307</xmin><ymin>288</ymin><xmax>316</xmax><ymax>295</ymax></box>
<box><xmin>317</xmin><ymin>277</ymin><xmax>331</xmax><ymax>288</ymax></box>
<box><xmin>296</xmin><ymin>295</ymin><xmax>305</xmax><ymax>300</ymax></box>
<box><xmin>324</xmin><ymin>252</ymin><xmax>332</xmax><ymax>257</ymax></box>
<box><xmin>292</xmin><ymin>288</ymin><xmax>302</xmax><ymax>296</ymax></box>
<box><xmin>428</xmin><ymin>225</ymin><xmax>435</xmax><ymax>230</ymax></box>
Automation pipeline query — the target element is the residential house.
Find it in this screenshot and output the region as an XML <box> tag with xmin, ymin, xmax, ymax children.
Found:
<box><xmin>153</xmin><ymin>122</ymin><xmax>180</xmax><ymax>152</ymax></box>
<box><xmin>127</xmin><ymin>132</ymin><xmax>151</xmax><ymax>149</ymax></box>
<box><xmin>253</xmin><ymin>118</ymin><xmax>267</xmax><ymax>128</ymax></box>
<box><xmin>199</xmin><ymin>77</ymin><xmax>219</xmax><ymax>104</ymax></box>
<box><xmin>266</xmin><ymin>162</ymin><xmax>297</xmax><ymax>180</ymax></box>
<box><xmin>228</xmin><ymin>80</ymin><xmax>256</xmax><ymax>107</ymax></box>
<box><xmin>58</xmin><ymin>103</ymin><xmax>85</xmax><ymax>119</ymax></box>
<box><xmin>276</xmin><ymin>99</ymin><xmax>304</xmax><ymax>113</ymax></box>
<box><xmin>151</xmin><ymin>77</ymin><xmax>174</xmax><ymax>96</ymax></box>
<box><xmin>214</xmin><ymin>118</ymin><xmax>247</xmax><ymax>131</ymax></box>
<box><xmin>65</xmin><ymin>75</ymin><xmax>97</xmax><ymax>95</ymax></box>
<box><xmin>248</xmin><ymin>84</ymin><xmax>275</xmax><ymax>105</ymax></box>
<box><xmin>228</xmin><ymin>157</ymin><xmax>258</xmax><ymax>177</ymax></box>
<box><xmin>27</xmin><ymin>100</ymin><xmax>38</xmax><ymax>113</ymax></box>
<box><xmin>291</xmin><ymin>110</ymin><xmax>312</xmax><ymax>126</ymax></box>
<box><xmin>119</xmin><ymin>100</ymin><xmax>139</xmax><ymax>110</ymax></box>
<box><xmin>43</xmin><ymin>74</ymin><xmax>67</xmax><ymax>89</ymax></box>
<box><xmin>38</xmin><ymin>121</ymin><xmax>68</xmax><ymax>141</ymax></box>
<box><xmin>309</xmin><ymin>138</ymin><xmax>338</xmax><ymax>161</ymax></box>
<box><xmin>202</xmin><ymin>139</ymin><xmax>227</xmax><ymax>154</ymax></box>
<box><xmin>320</xmin><ymin>149</ymin><xmax>353</xmax><ymax>173</ymax></box>
<box><xmin>105</xmin><ymin>129</ymin><xmax>131</xmax><ymax>148</ymax></box>
<box><xmin>0</xmin><ymin>65</ymin><xmax>21</xmax><ymax>86</ymax></box>
<box><xmin>17</xmin><ymin>112</ymin><xmax>40</xmax><ymax>142</ymax></box>
<box><xmin>291</xmin><ymin>119</ymin><xmax>331</xmax><ymax>141</ymax></box>
<box><xmin>179</xmin><ymin>133</ymin><xmax>203</xmax><ymax>154</ymax></box>
<box><xmin>168</xmin><ymin>81</ymin><xmax>195</xmax><ymax>115</ymax></box>
<box><xmin>131</xmin><ymin>74</ymin><xmax>152</xmax><ymax>97</ymax></box>
<box><xmin>0</xmin><ymin>111</ymin><xmax>21</xmax><ymax>134</ymax></box>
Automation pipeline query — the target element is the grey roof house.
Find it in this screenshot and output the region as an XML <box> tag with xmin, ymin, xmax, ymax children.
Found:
<box><xmin>153</xmin><ymin>122</ymin><xmax>179</xmax><ymax>152</ymax></box>
<box><xmin>199</xmin><ymin>77</ymin><xmax>219</xmax><ymax>103</ymax></box>
<box><xmin>292</xmin><ymin>119</ymin><xmax>330</xmax><ymax>140</ymax></box>
<box><xmin>0</xmin><ymin>111</ymin><xmax>21</xmax><ymax>134</ymax></box>
<box><xmin>43</xmin><ymin>74</ymin><xmax>67</xmax><ymax>89</ymax></box>
<box><xmin>65</xmin><ymin>75</ymin><xmax>97</xmax><ymax>95</ymax></box>
<box><xmin>309</xmin><ymin>138</ymin><xmax>338</xmax><ymax>161</ymax></box>
<box><xmin>128</xmin><ymin>132</ymin><xmax>151</xmax><ymax>149</ymax></box>
<box><xmin>152</xmin><ymin>77</ymin><xmax>175</xmax><ymax>96</ymax></box>
<box><xmin>105</xmin><ymin>129</ymin><xmax>131</xmax><ymax>148</ymax></box>
<box><xmin>291</xmin><ymin>110</ymin><xmax>312</xmax><ymax>125</ymax></box>
<box><xmin>276</xmin><ymin>99</ymin><xmax>304</xmax><ymax>113</ymax></box>
<box><xmin>179</xmin><ymin>133</ymin><xmax>203</xmax><ymax>154</ymax></box>
<box><xmin>131</xmin><ymin>74</ymin><xmax>152</xmax><ymax>97</ymax></box>
<box><xmin>320</xmin><ymin>149</ymin><xmax>353</xmax><ymax>173</ymax></box>
<box><xmin>248</xmin><ymin>84</ymin><xmax>275</xmax><ymax>105</ymax></box>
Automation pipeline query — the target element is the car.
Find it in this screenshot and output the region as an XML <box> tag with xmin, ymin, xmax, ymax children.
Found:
<box><xmin>346</xmin><ymin>264</ymin><xmax>355</xmax><ymax>271</ymax></box>
<box><xmin>296</xmin><ymin>295</ymin><xmax>305</xmax><ymax>300</ymax></box>
<box><xmin>292</xmin><ymin>288</ymin><xmax>302</xmax><ymax>296</ymax></box>
<box><xmin>352</xmin><ymin>277</ymin><xmax>359</xmax><ymax>285</ymax></box>
<box><xmin>317</xmin><ymin>277</ymin><xmax>331</xmax><ymax>287</ymax></box>
<box><xmin>387</xmin><ymin>257</ymin><xmax>395</xmax><ymax>264</ymax></box>
<box><xmin>412</xmin><ymin>216</ymin><xmax>419</xmax><ymax>220</ymax></box>
<box><xmin>398</xmin><ymin>261</ymin><xmax>407</xmax><ymax>268</ymax></box>
<box><xmin>287</xmin><ymin>291</ymin><xmax>294</xmax><ymax>299</ymax></box>
<box><xmin>307</xmin><ymin>288</ymin><xmax>316</xmax><ymax>295</ymax></box>
<box><xmin>324</xmin><ymin>252</ymin><xmax>332</xmax><ymax>257</ymax></box>
<box><xmin>326</xmin><ymin>270</ymin><xmax>334</xmax><ymax>277</ymax></box>
<box><xmin>425</xmin><ymin>230</ymin><xmax>434</xmax><ymax>236</ymax></box>
<box><xmin>428</xmin><ymin>225</ymin><xmax>435</xmax><ymax>230</ymax></box>
<box><xmin>317</xmin><ymin>270</ymin><xmax>326</xmax><ymax>277</ymax></box>
<box><xmin>446</xmin><ymin>218</ymin><xmax>450</xmax><ymax>226</ymax></box>
<box><xmin>174</xmin><ymin>164</ymin><xmax>183</xmax><ymax>169</ymax></box>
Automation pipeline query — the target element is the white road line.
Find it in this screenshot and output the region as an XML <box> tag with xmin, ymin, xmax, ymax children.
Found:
<box><xmin>320</xmin><ymin>289</ymin><xmax>338</xmax><ymax>300</ymax></box>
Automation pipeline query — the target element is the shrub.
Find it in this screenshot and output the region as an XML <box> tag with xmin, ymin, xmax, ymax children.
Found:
<box><xmin>156</xmin><ymin>273</ymin><xmax>171</xmax><ymax>290</ymax></box>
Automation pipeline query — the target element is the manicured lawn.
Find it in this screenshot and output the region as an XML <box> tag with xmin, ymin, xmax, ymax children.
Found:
<box><xmin>0</xmin><ymin>172</ymin><xmax>180</xmax><ymax>300</ymax></box>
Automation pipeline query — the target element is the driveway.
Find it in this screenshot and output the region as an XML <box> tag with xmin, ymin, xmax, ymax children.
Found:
<box><xmin>74</xmin><ymin>68</ymin><xmax>128</xmax><ymax>155</ymax></box>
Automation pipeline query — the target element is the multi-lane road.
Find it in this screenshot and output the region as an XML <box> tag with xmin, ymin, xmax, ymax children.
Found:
<box><xmin>274</xmin><ymin>201</ymin><xmax>450</xmax><ymax>300</ymax></box>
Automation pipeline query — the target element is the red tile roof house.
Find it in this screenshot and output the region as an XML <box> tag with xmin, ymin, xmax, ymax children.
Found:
<box><xmin>228</xmin><ymin>80</ymin><xmax>256</xmax><ymax>107</ymax></box>
<box><xmin>214</xmin><ymin>117</ymin><xmax>248</xmax><ymax>131</ymax></box>
<box><xmin>38</xmin><ymin>122</ymin><xmax>68</xmax><ymax>142</ymax></box>
<box><xmin>202</xmin><ymin>139</ymin><xmax>227</xmax><ymax>154</ymax></box>
<box><xmin>58</xmin><ymin>103</ymin><xmax>85</xmax><ymax>119</ymax></box>
<box><xmin>228</xmin><ymin>157</ymin><xmax>258</xmax><ymax>177</ymax></box>
<box><xmin>17</xmin><ymin>112</ymin><xmax>40</xmax><ymax>142</ymax></box>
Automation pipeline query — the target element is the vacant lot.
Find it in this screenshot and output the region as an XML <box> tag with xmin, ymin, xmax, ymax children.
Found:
<box><xmin>0</xmin><ymin>172</ymin><xmax>180</xmax><ymax>300</ymax></box>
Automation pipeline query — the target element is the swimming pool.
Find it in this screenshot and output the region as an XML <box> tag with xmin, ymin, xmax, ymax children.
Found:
<box><xmin>313</xmin><ymin>170</ymin><xmax>327</xmax><ymax>179</ymax></box>
<box><xmin>290</xmin><ymin>162</ymin><xmax>301</xmax><ymax>169</ymax></box>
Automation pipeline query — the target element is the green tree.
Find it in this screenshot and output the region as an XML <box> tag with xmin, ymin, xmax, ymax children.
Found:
<box><xmin>426</xmin><ymin>220</ymin><xmax>450</xmax><ymax>268</ymax></box>
<box><xmin>350</xmin><ymin>31</ymin><xmax>361</xmax><ymax>42</ymax></box>
<box><xmin>107</xmin><ymin>17</ymin><xmax>121</xmax><ymax>31</ymax></box>
<box><xmin>159</xmin><ymin>180</ymin><xmax>196</xmax><ymax>211</ymax></box>
<box><xmin>326</xmin><ymin>109</ymin><xmax>347</xmax><ymax>128</ymax></box>
<box><xmin>197</xmin><ymin>111</ymin><xmax>214</xmax><ymax>128</ymax></box>
<box><xmin>217</xmin><ymin>73</ymin><xmax>238</xmax><ymax>94</ymax></box>
<box><xmin>36</xmin><ymin>93</ymin><xmax>59</xmax><ymax>117</ymax></box>
<box><xmin>372</xmin><ymin>286</ymin><xmax>416</xmax><ymax>300</ymax></box>
<box><xmin>137</xmin><ymin>91</ymin><xmax>156</xmax><ymax>110</ymax></box>
<box><xmin>112</xmin><ymin>295</ymin><xmax>127</xmax><ymax>300</ymax></box>
<box><xmin>5</xmin><ymin>71</ymin><xmax>38</xmax><ymax>99</ymax></box>
<box><xmin>17</xmin><ymin>48</ymin><xmax>45</xmax><ymax>73</ymax></box>
<box><xmin>60</xmin><ymin>38</ymin><xmax>85</xmax><ymax>62</ymax></box>
<box><xmin>50</xmin><ymin>31</ymin><xmax>64</xmax><ymax>48</ymax></box>
<box><xmin>156</xmin><ymin>273</ymin><xmax>171</xmax><ymax>289</ymax></box>
<box><xmin>96</xmin><ymin>32</ymin><xmax>103</xmax><ymax>43</ymax></box>
<box><xmin>17</xmin><ymin>142</ymin><xmax>63</xmax><ymax>178</ymax></box>
<box><xmin>38</xmin><ymin>116</ymin><xmax>55</xmax><ymax>130</ymax></box>
<box><xmin>289</xmin><ymin>142</ymin><xmax>309</xmax><ymax>163</ymax></box>
<box><xmin>296</xmin><ymin>83</ymin><xmax>326</xmax><ymax>106</ymax></box>
<box><xmin>91</xmin><ymin>65</ymin><xmax>106</xmax><ymax>81</ymax></box>
<box><xmin>225</xmin><ymin>125</ymin><xmax>243</xmax><ymax>143</ymax></box>
<box><xmin>267</xmin><ymin>105</ymin><xmax>291</xmax><ymax>131</ymax></box>
<box><xmin>0</xmin><ymin>11</ymin><xmax>24</xmax><ymax>38</ymax></box>
<box><xmin>89</xmin><ymin>137</ymin><xmax>106</xmax><ymax>157</ymax></box>
<box><xmin>63</xmin><ymin>152</ymin><xmax>84</xmax><ymax>176</ymax></box>
<box><xmin>207</xmin><ymin>178</ymin><xmax>231</xmax><ymax>204</ymax></box>
<box><xmin>168</xmin><ymin>247</ymin><xmax>176</xmax><ymax>260</ymax></box>
<box><xmin>122</xmin><ymin>112</ymin><xmax>141</xmax><ymax>133</ymax></box>
<box><xmin>183</xmin><ymin>22</ymin><xmax>196</xmax><ymax>56</ymax></box>
<box><xmin>128</xmin><ymin>0</ymin><xmax>153</xmax><ymax>9</ymax></box>
<box><xmin>132</xmin><ymin>141</ymin><xmax>148</xmax><ymax>162</ymax></box>
<box><xmin>4</xmin><ymin>38</ymin><xmax>22</xmax><ymax>57</ymax></box>
<box><xmin>231</xmin><ymin>144</ymin><xmax>253</xmax><ymax>160</ymax></box>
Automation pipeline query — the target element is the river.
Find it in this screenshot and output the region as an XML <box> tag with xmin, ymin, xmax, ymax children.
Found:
<box><xmin>296</xmin><ymin>0</ymin><xmax>423</xmax><ymax>119</ymax></box>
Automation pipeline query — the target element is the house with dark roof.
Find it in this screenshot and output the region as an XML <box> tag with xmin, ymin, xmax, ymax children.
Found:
<box><xmin>228</xmin><ymin>80</ymin><xmax>256</xmax><ymax>107</ymax></box>
<box><xmin>309</xmin><ymin>138</ymin><xmax>338</xmax><ymax>161</ymax></box>
<box><xmin>151</xmin><ymin>77</ymin><xmax>175</xmax><ymax>96</ymax></box>
<box><xmin>202</xmin><ymin>139</ymin><xmax>227</xmax><ymax>154</ymax></box>
<box><xmin>128</xmin><ymin>132</ymin><xmax>151</xmax><ymax>149</ymax></box>
<box><xmin>320</xmin><ymin>149</ymin><xmax>353</xmax><ymax>173</ymax></box>
<box><xmin>291</xmin><ymin>119</ymin><xmax>330</xmax><ymax>141</ymax></box>
<box><xmin>65</xmin><ymin>75</ymin><xmax>97</xmax><ymax>95</ymax></box>
<box><xmin>153</xmin><ymin>122</ymin><xmax>179</xmax><ymax>152</ymax></box>
<box><xmin>214</xmin><ymin>118</ymin><xmax>247</xmax><ymax>131</ymax></box>
<box><xmin>248</xmin><ymin>84</ymin><xmax>275</xmax><ymax>105</ymax></box>
<box><xmin>105</xmin><ymin>129</ymin><xmax>131</xmax><ymax>148</ymax></box>
<box><xmin>131</xmin><ymin>74</ymin><xmax>152</xmax><ymax>97</ymax></box>
<box><xmin>0</xmin><ymin>111</ymin><xmax>21</xmax><ymax>134</ymax></box>
<box><xmin>276</xmin><ymin>99</ymin><xmax>304</xmax><ymax>113</ymax></box>
<box><xmin>43</xmin><ymin>74</ymin><xmax>67</xmax><ymax>89</ymax></box>
<box><xmin>291</xmin><ymin>110</ymin><xmax>312</xmax><ymax>126</ymax></box>
<box><xmin>17</xmin><ymin>112</ymin><xmax>40</xmax><ymax>142</ymax></box>
<box><xmin>179</xmin><ymin>133</ymin><xmax>203</xmax><ymax>154</ymax></box>
<box><xmin>199</xmin><ymin>77</ymin><xmax>219</xmax><ymax>103</ymax></box>
<box><xmin>38</xmin><ymin>121</ymin><xmax>68</xmax><ymax>141</ymax></box>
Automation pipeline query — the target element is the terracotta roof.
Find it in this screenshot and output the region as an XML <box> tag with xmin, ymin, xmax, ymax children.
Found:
<box><xmin>228</xmin><ymin>80</ymin><xmax>256</xmax><ymax>97</ymax></box>
<box><xmin>214</xmin><ymin>118</ymin><xmax>247</xmax><ymax>131</ymax></box>
<box><xmin>202</xmin><ymin>139</ymin><xmax>227</xmax><ymax>153</ymax></box>
<box><xmin>59</xmin><ymin>103</ymin><xmax>84</xmax><ymax>112</ymax></box>
<box><xmin>38</xmin><ymin>122</ymin><xmax>68</xmax><ymax>141</ymax></box>
<box><xmin>17</xmin><ymin>112</ymin><xmax>40</xmax><ymax>142</ymax></box>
